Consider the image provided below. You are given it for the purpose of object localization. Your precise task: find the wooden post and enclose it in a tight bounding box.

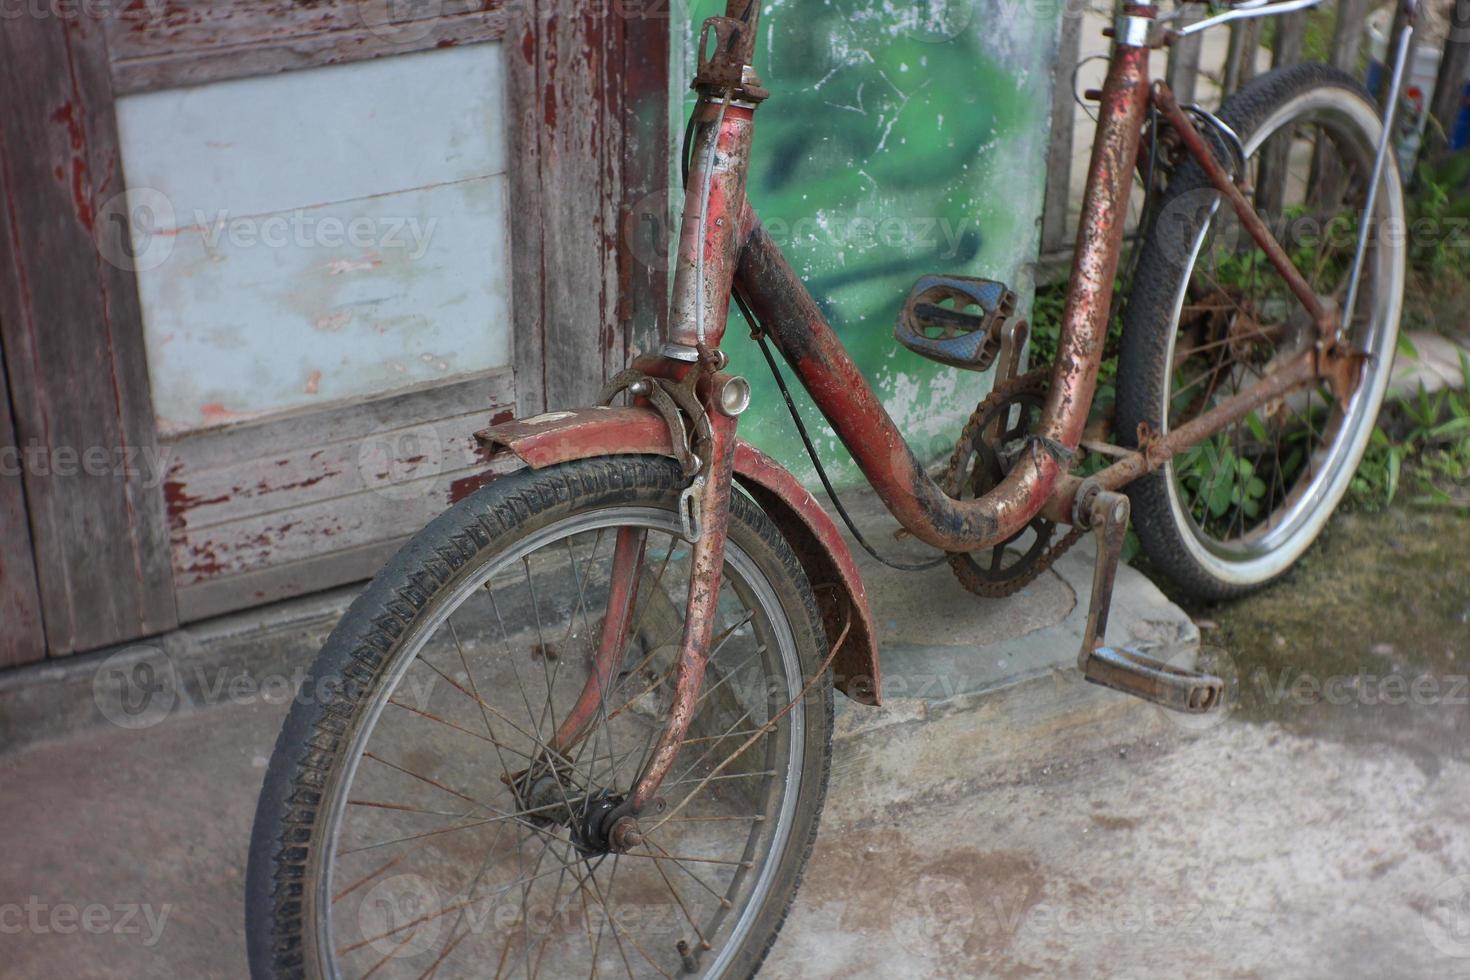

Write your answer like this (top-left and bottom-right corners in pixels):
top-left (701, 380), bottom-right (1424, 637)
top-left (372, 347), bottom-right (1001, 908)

top-left (0, 14), bottom-right (178, 654)
top-left (1428, 2), bottom-right (1470, 158)
top-left (1167, 3), bottom-right (1206, 107)
top-left (1331, 0), bottom-right (1372, 75)
top-left (1257, 12), bottom-right (1309, 218)
top-left (1274, 11), bottom-right (1309, 68)
top-left (1313, 0), bottom-right (1373, 210)
top-left (1224, 19), bottom-right (1265, 97)
top-left (1041, 1), bottom-right (1085, 255)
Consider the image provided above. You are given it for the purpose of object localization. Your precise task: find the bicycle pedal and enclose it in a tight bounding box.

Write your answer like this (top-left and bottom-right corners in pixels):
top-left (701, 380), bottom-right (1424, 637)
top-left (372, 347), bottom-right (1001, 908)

top-left (1070, 481), bottom-right (1223, 715)
top-left (895, 274), bottom-right (1017, 371)
top-left (1080, 645), bottom-right (1224, 714)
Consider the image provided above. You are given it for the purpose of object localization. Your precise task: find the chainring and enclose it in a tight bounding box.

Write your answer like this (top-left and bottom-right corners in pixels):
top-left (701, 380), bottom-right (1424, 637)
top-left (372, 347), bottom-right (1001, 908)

top-left (941, 368), bottom-right (1084, 598)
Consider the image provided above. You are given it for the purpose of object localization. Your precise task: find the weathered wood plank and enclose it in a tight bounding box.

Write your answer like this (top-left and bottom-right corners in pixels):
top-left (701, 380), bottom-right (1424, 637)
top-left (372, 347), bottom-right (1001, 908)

top-left (175, 535), bottom-right (412, 623)
top-left (508, 2), bottom-right (630, 412)
top-left (165, 370), bottom-right (514, 476)
top-left (618, 5), bottom-right (672, 359)
top-left (170, 452), bottom-right (516, 589)
top-left (1380, 3), bottom-right (1415, 112)
top-left (1273, 12), bottom-right (1308, 69)
top-left (0, 14), bottom-right (178, 655)
top-left (163, 369), bottom-right (517, 614)
top-left (506, 5), bottom-right (667, 415)
top-left (1041, 2), bottom-right (1084, 255)
top-left (1223, 19), bottom-right (1264, 96)
top-left (105, 0), bottom-right (499, 57)
top-left (164, 370), bottom-right (514, 529)
top-left (110, 8), bottom-right (508, 95)
top-left (507, 1), bottom-right (548, 416)
top-left (0, 342), bottom-right (46, 666)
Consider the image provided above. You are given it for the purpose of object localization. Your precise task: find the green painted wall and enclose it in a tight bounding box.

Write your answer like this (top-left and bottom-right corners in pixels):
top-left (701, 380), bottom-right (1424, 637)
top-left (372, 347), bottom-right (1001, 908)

top-left (674, 1), bottom-right (1062, 485)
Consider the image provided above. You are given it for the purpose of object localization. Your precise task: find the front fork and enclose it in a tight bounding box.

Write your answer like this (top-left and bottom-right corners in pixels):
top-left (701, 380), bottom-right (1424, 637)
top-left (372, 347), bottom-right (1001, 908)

top-left (545, 410), bottom-right (740, 824)
top-left (547, 4), bottom-right (766, 834)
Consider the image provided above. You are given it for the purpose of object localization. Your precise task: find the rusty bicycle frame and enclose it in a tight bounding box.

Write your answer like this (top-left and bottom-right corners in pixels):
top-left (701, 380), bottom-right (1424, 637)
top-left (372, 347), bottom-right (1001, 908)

top-left (482, 0), bottom-right (1409, 834)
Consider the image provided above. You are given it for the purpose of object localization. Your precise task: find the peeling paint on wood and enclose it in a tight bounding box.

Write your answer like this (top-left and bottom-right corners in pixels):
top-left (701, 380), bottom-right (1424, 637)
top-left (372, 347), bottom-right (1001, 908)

top-left (164, 369), bottom-right (516, 621)
top-left (0, 11), bottom-right (178, 655)
top-left (105, 1), bottom-right (509, 94)
top-left (508, 0), bottom-right (667, 414)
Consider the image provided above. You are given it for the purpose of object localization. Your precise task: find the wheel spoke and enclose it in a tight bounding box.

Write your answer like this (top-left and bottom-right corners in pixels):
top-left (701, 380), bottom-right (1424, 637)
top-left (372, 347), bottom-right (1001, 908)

top-left (306, 506), bottom-right (815, 979)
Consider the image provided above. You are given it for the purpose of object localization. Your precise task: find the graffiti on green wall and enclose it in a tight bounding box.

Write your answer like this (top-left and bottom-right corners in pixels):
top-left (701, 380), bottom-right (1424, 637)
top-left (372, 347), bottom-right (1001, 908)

top-left (674, 1), bottom-right (1061, 485)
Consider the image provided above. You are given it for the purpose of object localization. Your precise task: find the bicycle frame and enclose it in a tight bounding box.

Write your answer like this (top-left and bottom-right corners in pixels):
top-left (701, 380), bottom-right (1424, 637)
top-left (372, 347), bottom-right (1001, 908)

top-left (482, 0), bottom-right (1388, 818)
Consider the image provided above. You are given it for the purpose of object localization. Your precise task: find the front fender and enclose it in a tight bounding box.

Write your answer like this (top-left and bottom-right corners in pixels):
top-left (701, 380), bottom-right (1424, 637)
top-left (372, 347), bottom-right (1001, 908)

top-left (478, 407), bottom-right (881, 705)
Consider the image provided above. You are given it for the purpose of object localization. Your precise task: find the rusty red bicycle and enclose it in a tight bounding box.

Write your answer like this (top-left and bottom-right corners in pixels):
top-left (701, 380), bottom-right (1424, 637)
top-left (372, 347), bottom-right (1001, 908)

top-left (248, 1), bottom-right (1411, 975)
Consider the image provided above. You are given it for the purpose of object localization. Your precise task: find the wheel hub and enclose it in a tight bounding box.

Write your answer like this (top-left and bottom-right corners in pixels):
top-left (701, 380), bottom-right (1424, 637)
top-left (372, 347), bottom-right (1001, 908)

top-left (568, 793), bottom-right (628, 857)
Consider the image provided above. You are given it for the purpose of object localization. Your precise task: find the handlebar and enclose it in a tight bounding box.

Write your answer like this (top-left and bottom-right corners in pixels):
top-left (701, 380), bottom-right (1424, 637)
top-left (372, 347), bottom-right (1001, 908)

top-left (1168, 0), bottom-right (1328, 38)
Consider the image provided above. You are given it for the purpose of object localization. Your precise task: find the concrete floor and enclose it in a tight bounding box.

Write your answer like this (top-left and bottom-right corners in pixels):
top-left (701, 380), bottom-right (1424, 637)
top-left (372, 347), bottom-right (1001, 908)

top-left (8, 644), bottom-right (1470, 978)
top-left (3, 497), bottom-right (1469, 978)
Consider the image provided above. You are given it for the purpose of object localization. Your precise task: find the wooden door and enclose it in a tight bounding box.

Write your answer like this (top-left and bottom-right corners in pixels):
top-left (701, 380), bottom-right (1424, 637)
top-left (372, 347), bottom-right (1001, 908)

top-left (0, 2), bottom-right (668, 653)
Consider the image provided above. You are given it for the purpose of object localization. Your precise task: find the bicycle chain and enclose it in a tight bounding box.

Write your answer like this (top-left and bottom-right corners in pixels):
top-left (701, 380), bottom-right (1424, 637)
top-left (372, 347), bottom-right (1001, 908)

top-left (941, 368), bottom-right (1087, 598)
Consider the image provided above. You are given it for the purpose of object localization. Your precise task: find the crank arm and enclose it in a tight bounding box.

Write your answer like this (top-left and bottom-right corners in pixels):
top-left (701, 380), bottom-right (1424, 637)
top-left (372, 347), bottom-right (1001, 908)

top-left (1074, 481), bottom-right (1223, 713)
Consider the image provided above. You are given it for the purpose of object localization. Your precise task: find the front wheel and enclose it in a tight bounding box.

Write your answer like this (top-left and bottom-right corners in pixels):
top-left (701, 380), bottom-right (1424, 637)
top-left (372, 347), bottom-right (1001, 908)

top-left (246, 455), bottom-right (833, 979)
top-left (1119, 64), bottom-right (1406, 599)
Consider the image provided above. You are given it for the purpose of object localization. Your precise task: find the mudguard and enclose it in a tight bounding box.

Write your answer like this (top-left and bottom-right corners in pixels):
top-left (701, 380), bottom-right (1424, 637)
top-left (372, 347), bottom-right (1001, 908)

top-left (477, 406), bottom-right (881, 705)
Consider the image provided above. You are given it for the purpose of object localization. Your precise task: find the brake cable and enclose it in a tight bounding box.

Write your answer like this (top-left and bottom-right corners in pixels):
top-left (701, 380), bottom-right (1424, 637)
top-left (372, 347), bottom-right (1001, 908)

top-left (682, 102), bottom-right (948, 571)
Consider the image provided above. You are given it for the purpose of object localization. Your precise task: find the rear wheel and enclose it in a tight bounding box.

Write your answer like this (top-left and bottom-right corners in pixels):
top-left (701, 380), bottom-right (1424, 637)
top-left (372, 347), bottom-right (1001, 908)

top-left (247, 455), bottom-right (833, 979)
top-left (1119, 65), bottom-right (1405, 599)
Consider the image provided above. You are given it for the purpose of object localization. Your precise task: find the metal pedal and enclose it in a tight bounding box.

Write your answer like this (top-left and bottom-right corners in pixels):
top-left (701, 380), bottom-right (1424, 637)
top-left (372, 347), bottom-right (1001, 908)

top-left (895, 275), bottom-right (1017, 371)
top-left (1081, 645), bottom-right (1224, 714)
top-left (1073, 481), bottom-right (1224, 715)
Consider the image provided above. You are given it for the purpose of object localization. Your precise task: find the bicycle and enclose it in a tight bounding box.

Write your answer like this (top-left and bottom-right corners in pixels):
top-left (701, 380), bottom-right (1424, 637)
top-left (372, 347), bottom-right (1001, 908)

top-left (247, 1), bottom-right (1412, 975)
